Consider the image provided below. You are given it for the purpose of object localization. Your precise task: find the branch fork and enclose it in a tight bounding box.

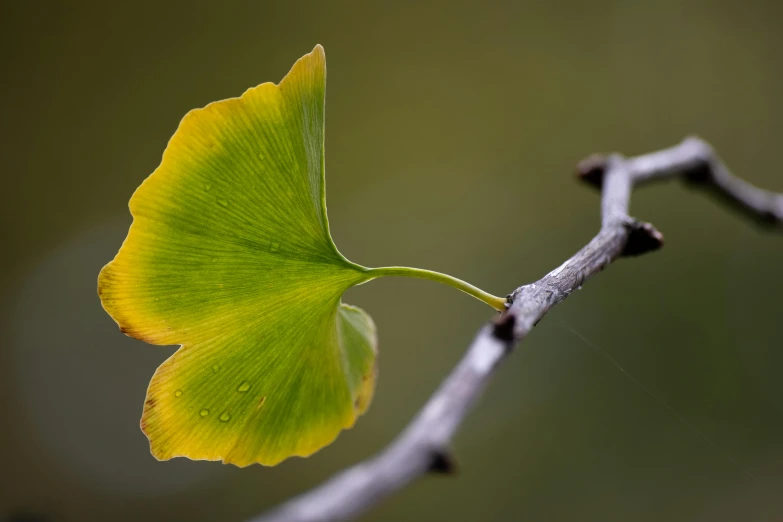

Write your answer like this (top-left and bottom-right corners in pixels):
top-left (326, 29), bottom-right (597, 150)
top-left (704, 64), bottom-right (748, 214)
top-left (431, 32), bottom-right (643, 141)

top-left (254, 137), bottom-right (782, 522)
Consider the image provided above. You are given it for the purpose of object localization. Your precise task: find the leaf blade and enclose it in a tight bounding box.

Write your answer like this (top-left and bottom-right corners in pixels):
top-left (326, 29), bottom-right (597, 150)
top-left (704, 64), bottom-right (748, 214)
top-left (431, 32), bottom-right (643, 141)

top-left (99, 45), bottom-right (378, 466)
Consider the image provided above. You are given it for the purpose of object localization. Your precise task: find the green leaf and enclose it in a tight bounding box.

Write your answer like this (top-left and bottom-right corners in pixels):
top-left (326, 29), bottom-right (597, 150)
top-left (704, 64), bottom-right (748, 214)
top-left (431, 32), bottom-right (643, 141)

top-left (99, 45), bottom-right (504, 467)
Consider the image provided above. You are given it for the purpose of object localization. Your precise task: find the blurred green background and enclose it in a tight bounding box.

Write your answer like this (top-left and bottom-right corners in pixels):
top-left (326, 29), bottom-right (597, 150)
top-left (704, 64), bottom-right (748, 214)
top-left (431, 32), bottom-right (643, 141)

top-left (1, 1), bottom-right (782, 521)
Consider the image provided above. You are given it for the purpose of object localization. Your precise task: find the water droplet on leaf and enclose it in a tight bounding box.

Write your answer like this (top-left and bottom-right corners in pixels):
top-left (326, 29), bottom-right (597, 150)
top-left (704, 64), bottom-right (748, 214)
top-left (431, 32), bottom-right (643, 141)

top-left (174, 389), bottom-right (183, 397)
top-left (200, 409), bottom-right (210, 417)
top-left (204, 183), bottom-right (212, 191)
top-left (220, 412), bottom-right (231, 422)
top-left (237, 381), bottom-right (251, 393)
top-left (212, 364), bottom-right (221, 373)
top-left (217, 198), bottom-right (229, 207)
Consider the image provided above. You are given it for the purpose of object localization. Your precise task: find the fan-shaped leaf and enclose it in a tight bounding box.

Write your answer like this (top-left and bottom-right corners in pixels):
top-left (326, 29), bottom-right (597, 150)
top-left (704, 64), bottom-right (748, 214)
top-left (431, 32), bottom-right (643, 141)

top-left (99, 45), bottom-right (377, 466)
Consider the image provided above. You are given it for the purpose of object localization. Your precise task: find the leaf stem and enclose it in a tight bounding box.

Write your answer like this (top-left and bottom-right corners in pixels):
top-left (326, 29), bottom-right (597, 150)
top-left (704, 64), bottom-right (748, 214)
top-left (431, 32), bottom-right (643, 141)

top-left (365, 267), bottom-right (507, 312)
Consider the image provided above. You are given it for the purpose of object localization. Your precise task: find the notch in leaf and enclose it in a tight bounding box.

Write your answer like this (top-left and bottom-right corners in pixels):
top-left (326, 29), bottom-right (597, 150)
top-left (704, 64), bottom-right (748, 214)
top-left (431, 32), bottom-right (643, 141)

top-left (98, 44), bottom-right (505, 467)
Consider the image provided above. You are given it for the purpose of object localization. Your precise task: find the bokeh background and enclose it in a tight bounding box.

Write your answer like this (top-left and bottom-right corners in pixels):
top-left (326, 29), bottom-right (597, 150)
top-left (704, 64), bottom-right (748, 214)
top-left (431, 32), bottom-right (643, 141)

top-left (2, 1), bottom-right (782, 521)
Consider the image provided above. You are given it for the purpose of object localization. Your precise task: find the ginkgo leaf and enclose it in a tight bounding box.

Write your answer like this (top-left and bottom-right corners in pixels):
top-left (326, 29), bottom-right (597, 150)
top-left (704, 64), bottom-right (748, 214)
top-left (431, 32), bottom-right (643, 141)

top-left (99, 45), bottom-right (505, 467)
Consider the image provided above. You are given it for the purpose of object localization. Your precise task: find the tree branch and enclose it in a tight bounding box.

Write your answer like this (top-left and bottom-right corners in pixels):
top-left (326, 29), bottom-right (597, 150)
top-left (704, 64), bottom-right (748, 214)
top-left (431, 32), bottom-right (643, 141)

top-left (253, 137), bottom-right (782, 522)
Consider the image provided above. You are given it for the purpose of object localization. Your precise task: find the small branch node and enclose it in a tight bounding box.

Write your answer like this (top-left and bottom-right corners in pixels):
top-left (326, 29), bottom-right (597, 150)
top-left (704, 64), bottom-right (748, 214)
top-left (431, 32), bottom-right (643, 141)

top-left (682, 135), bottom-right (714, 160)
top-left (680, 136), bottom-right (716, 185)
top-left (491, 313), bottom-right (516, 343)
top-left (428, 450), bottom-right (458, 475)
top-left (682, 162), bottom-right (714, 185)
top-left (621, 220), bottom-right (664, 257)
top-left (575, 154), bottom-right (608, 188)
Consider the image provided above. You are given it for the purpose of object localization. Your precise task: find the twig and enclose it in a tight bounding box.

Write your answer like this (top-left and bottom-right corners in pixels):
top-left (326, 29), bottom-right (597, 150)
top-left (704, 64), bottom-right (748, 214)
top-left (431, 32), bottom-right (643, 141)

top-left (253, 137), bottom-right (782, 522)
